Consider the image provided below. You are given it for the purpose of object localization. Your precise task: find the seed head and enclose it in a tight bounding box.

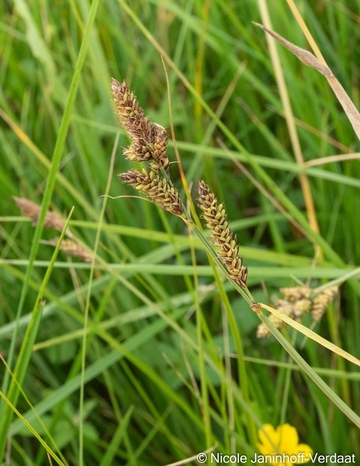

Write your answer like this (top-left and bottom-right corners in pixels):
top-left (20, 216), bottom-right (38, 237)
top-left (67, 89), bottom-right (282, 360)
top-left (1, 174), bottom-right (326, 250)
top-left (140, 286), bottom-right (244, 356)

top-left (279, 286), bottom-right (312, 301)
top-left (257, 284), bottom-right (339, 338)
top-left (311, 286), bottom-right (338, 322)
top-left (111, 78), bottom-right (169, 172)
top-left (49, 237), bottom-right (94, 263)
top-left (119, 169), bottom-right (183, 217)
top-left (13, 196), bottom-right (69, 234)
top-left (197, 181), bottom-right (247, 287)
top-left (111, 78), bottom-right (152, 142)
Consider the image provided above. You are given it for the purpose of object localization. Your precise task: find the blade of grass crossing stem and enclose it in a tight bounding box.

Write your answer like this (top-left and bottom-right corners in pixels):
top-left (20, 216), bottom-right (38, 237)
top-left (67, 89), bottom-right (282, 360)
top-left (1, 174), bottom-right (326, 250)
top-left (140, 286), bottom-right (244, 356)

top-left (0, 0), bottom-right (100, 457)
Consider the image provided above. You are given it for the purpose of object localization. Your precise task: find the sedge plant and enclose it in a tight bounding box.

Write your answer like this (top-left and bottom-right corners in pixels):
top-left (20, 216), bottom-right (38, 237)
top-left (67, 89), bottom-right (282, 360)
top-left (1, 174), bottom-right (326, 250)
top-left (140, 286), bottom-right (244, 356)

top-left (111, 77), bottom-right (360, 430)
top-left (1, 1), bottom-right (360, 464)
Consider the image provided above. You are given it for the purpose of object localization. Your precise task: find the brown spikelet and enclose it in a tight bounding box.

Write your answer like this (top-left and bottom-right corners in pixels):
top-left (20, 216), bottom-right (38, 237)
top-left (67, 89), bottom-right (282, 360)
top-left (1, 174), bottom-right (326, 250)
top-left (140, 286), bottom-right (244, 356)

top-left (111, 78), bottom-right (169, 172)
top-left (49, 238), bottom-right (94, 263)
top-left (149, 124), bottom-right (169, 173)
top-left (197, 181), bottom-right (248, 287)
top-left (119, 169), bottom-right (183, 217)
top-left (13, 197), bottom-right (67, 233)
top-left (123, 143), bottom-right (151, 162)
top-left (257, 299), bottom-right (293, 338)
top-left (311, 286), bottom-right (338, 323)
top-left (111, 79), bottom-right (152, 142)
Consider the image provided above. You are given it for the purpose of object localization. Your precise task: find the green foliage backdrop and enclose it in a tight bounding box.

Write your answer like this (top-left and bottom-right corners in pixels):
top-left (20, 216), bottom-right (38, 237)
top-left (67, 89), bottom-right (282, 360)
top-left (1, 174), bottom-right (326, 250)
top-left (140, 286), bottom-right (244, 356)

top-left (1, 1), bottom-right (359, 464)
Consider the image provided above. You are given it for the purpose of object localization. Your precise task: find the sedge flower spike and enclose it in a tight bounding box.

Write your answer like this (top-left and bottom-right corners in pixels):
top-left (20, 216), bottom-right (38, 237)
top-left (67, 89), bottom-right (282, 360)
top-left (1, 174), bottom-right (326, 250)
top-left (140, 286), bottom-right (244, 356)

top-left (112, 78), bottom-right (185, 217)
top-left (119, 169), bottom-right (183, 217)
top-left (197, 180), bottom-right (248, 287)
top-left (111, 78), bottom-right (169, 173)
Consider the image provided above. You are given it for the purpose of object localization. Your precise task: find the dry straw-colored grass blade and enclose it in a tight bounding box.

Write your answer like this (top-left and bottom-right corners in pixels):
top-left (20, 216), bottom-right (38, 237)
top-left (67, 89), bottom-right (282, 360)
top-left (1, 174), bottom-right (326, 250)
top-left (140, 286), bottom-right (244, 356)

top-left (259, 302), bottom-right (360, 368)
top-left (253, 22), bottom-right (360, 142)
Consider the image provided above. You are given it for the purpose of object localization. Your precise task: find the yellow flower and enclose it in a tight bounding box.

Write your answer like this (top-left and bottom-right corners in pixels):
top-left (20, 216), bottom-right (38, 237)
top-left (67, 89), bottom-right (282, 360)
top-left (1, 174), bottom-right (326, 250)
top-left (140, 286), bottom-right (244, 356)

top-left (257, 424), bottom-right (313, 465)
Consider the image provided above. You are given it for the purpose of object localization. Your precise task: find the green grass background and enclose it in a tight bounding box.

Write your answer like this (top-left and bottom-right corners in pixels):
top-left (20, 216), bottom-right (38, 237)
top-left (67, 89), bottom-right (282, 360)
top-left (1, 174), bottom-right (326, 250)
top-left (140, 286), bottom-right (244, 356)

top-left (1, 0), bottom-right (360, 464)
